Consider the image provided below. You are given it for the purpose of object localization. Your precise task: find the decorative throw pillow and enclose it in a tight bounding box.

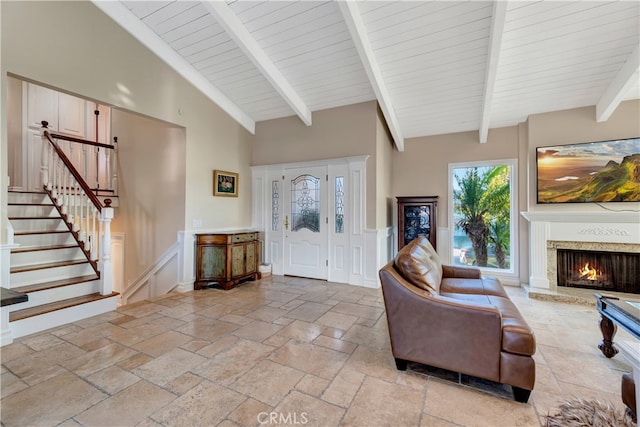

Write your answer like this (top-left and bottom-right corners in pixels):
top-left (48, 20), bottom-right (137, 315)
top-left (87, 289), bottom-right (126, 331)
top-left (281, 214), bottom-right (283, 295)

top-left (394, 236), bottom-right (443, 293)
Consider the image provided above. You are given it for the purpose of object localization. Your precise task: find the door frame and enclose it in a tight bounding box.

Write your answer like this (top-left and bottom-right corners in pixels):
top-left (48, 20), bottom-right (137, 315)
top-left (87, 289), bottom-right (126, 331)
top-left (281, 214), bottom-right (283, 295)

top-left (251, 156), bottom-right (369, 285)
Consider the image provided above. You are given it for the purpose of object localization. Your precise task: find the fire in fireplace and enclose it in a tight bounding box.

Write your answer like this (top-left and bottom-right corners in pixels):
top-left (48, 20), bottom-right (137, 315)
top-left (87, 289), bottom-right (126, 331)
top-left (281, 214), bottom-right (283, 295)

top-left (578, 262), bottom-right (602, 282)
top-left (557, 248), bottom-right (639, 294)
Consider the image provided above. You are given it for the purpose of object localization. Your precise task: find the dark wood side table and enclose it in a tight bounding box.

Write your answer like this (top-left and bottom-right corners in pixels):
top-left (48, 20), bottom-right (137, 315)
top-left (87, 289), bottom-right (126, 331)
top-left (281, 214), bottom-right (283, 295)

top-left (195, 231), bottom-right (262, 290)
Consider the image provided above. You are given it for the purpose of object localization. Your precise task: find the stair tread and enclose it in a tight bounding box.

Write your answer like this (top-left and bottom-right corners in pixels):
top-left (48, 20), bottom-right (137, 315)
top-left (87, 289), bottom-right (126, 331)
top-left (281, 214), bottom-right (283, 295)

top-left (12, 275), bottom-right (99, 293)
top-left (11, 259), bottom-right (89, 274)
top-left (14, 230), bottom-right (70, 236)
top-left (9, 292), bottom-right (119, 322)
top-left (12, 244), bottom-right (79, 253)
top-left (9, 216), bottom-right (62, 220)
top-left (9, 203), bottom-right (54, 206)
top-left (8, 190), bottom-right (47, 194)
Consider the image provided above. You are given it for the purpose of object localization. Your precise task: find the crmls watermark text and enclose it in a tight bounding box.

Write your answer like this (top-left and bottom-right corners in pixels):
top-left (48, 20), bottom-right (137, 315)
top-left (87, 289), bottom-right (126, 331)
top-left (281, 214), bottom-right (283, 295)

top-left (257, 412), bottom-right (309, 425)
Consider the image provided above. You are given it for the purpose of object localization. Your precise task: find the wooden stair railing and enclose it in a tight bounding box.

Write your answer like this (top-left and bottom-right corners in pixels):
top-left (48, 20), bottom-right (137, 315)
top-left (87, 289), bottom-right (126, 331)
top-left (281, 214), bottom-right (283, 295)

top-left (46, 128), bottom-right (118, 194)
top-left (40, 121), bottom-right (114, 296)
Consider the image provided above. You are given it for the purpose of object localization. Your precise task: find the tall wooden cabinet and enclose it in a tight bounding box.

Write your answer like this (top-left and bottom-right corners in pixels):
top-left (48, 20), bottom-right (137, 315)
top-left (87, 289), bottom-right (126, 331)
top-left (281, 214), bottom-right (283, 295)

top-left (397, 196), bottom-right (438, 251)
top-left (195, 231), bottom-right (261, 290)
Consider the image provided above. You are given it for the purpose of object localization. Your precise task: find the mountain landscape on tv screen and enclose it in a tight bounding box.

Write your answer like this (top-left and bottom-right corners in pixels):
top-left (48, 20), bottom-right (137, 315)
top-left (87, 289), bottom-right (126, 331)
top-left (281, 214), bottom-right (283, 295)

top-left (537, 139), bottom-right (640, 203)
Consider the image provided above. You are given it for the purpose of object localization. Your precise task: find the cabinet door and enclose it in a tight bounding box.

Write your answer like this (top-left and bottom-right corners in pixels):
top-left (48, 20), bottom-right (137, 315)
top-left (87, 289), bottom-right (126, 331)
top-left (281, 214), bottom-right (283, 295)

top-left (58, 93), bottom-right (86, 137)
top-left (198, 245), bottom-right (226, 280)
top-left (245, 242), bottom-right (256, 274)
top-left (401, 204), bottom-right (432, 247)
top-left (26, 130), bottom-right (43, 191)
top-left (231, 244), bottom-right (245, 277)
top-left (27, 83), bottom-right (58, 130)
top-left (397, 197), bottom-right (437, 251)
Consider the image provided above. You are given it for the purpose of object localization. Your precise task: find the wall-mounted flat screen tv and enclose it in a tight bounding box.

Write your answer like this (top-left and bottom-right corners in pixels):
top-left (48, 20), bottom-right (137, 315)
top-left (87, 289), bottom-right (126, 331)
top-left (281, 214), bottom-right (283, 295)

top-left (536, 137), bottom-right (640, 203)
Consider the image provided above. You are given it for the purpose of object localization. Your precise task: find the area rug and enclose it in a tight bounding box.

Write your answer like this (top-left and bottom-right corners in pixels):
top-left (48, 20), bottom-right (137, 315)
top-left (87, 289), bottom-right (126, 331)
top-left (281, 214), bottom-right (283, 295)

top-left (545, 398), bottom-right (635, 427)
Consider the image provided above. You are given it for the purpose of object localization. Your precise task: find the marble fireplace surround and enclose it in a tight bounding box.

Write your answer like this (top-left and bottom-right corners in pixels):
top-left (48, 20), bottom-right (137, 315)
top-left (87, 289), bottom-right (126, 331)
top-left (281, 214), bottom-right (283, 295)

top-left (521, 211), bottom-right (640, 292)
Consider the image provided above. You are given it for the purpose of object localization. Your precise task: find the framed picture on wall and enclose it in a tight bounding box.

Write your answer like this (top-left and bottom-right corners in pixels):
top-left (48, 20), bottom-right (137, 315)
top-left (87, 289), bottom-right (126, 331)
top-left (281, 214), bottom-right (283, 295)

top-left (213, 170), bottom-right (238, 197)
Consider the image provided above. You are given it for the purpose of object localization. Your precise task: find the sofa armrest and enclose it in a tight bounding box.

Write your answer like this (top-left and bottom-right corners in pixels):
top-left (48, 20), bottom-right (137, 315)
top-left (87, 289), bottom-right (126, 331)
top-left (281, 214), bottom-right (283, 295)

top-left (379, 266), bottom-right (502, 381)
top-left (442, 264), bottom-right (481, 279)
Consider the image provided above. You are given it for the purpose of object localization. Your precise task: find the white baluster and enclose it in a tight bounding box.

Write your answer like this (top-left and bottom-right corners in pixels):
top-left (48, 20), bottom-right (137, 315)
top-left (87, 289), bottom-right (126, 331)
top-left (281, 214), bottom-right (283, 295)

top-left (105, 149), bottom-right (111, 192)
top-left (112, 137), bottom-right (118, 195)
top-left (73, 184), bottom-right (79, 231)
top-left (90, 206), bottom-right (97, 260)
top-left (51, 154), bottom-right (57, 198)
top-left (48, 143), bottom-right (54, 191)
top-left (83, 144), bottom-right (89, 190)
top-left (68, 139), bottom-right (74, 176)
top-left (99, 200), bottom-right (114, 295)
top-left (54, 155), bottom-right (62, 200)
top-left (84, 194), bottom-right (90, 250)
top-left (40, 123), bottom-right (50, 189)
top-left (79, 192), bottom-right (85, 243)
top-left (61, 167), bottom-right (68, 215)
top-left (95, 147), bottom-right (100, 189)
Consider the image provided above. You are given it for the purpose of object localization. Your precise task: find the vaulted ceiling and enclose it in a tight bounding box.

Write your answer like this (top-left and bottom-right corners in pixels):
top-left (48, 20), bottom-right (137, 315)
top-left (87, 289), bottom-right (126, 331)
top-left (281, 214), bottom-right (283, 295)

top-left (93, 1), bottom-right (640, 151)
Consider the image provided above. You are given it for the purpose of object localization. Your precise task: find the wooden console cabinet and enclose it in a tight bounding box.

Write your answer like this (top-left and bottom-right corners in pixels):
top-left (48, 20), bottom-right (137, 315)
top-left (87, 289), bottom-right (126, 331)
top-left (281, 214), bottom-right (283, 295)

top-left (397, 196), bottom-right (438, 251)
top-left (195, 231), bottom-right (261, 290)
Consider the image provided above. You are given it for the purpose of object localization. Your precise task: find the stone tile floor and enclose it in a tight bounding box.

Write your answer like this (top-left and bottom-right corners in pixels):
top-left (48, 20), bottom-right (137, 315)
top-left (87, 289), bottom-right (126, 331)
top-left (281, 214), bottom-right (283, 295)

top-left (0, 275), bottom-right (635, 426)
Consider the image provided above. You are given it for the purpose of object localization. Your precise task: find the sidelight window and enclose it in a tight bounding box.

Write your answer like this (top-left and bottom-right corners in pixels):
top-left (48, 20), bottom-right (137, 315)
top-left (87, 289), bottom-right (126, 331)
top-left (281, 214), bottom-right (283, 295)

top-left (271, 180), bottom-right (280, 231)
top-left (335, 176), bottom-right (344, 233)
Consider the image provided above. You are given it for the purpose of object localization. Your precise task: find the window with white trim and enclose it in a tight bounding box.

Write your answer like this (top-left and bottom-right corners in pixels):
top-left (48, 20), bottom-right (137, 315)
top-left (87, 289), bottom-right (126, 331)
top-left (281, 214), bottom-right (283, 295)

top-left (449, 159), bottom-right (517, 274)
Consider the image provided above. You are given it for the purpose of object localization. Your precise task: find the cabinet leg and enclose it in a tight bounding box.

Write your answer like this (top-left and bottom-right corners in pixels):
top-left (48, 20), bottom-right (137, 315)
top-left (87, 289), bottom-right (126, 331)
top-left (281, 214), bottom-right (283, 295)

top-left (598, 315), bottom-right (618, 358)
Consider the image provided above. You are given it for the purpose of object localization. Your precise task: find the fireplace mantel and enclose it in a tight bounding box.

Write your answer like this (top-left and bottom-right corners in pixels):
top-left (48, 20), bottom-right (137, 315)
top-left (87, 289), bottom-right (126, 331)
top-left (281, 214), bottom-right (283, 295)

top-left (521, 211), bottom-right (640, 290)
top-left (521, 211), bottom-right (640, 224)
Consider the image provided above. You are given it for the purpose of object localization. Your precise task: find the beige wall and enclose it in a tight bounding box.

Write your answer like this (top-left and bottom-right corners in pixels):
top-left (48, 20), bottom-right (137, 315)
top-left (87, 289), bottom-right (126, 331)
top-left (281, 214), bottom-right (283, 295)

top-left (253, 101), bottom-right (380, 228)
top-left (526, 100), bottom-right (640, 212)
top-left (394, 126), bottom-right (521, 226)
top-left (393, 101), bottom-right (639, 284)
top-left (111, 109), bottom-right (186, 287)
top-left (1, 0), bottom-right (254, 251)
top-left (376, 108), bottom-right (394, 229)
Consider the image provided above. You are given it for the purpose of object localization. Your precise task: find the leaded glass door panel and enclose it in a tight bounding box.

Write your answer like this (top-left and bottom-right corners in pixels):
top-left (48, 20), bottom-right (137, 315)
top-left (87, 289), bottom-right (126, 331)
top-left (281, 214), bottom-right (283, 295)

top-left (397, 196), bottom-right (438, 251)
top-left (283, 166), bottom-right (328, 279)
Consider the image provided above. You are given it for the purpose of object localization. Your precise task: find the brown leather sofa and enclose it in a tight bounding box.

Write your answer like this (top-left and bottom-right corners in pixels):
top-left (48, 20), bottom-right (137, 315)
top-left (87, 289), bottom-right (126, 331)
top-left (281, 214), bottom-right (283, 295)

top-left (379, 236), bottom-right (536, 403)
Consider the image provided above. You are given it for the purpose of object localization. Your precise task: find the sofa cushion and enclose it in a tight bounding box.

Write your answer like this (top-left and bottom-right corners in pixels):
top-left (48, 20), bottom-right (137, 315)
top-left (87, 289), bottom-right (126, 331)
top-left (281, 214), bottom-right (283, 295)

top-left (394, 236), bottom-right (443, 293)
top-left (440, 276), bottom-right (509, 297)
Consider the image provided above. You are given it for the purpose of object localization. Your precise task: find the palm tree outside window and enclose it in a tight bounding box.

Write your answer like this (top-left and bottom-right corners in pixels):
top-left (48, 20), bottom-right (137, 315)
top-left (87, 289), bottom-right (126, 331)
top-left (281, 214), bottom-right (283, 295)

top-left (449, 159), bottom-right (517, 274)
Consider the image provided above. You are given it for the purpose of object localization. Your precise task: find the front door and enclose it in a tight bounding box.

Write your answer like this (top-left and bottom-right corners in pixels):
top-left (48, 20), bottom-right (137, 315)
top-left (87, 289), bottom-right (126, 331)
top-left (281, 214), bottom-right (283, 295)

top-left (283, 166), bottom-right (328, 279)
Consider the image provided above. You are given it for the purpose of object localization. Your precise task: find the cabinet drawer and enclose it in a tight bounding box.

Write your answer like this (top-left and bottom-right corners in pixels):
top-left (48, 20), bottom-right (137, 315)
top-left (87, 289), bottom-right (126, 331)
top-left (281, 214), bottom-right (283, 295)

top-left (197, 234), bottom-right (228, 245)
top-left (232, 233), bottom-right (255, 243)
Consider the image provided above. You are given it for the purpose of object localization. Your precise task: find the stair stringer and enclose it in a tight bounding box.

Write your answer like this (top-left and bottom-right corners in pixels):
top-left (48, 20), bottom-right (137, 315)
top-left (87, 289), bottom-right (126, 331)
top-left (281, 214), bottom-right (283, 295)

top-left (9, 294), bottom-right (118, 339)
top-left (5, 190), bottom-right (118, 344)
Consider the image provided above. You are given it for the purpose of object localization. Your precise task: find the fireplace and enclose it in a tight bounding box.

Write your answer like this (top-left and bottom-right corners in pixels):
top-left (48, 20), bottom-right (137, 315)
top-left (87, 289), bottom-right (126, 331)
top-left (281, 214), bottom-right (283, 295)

top-left (557, 248), bottom-right (640, 294)
top-left (521, 211), bottom-right (640, 294)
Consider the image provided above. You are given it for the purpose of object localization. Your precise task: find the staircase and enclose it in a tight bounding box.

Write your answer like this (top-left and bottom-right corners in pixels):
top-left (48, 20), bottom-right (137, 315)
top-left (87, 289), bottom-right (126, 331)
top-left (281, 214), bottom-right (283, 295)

top-left (6, 190), bottom-right (118, 339)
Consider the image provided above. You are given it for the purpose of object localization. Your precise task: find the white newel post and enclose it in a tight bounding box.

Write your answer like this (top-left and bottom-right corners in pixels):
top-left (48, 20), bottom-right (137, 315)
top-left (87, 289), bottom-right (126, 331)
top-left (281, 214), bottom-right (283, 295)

top-left (99, 200), bottom-right (114, 295)
top-left (40, 121), bottom-right (51, 189)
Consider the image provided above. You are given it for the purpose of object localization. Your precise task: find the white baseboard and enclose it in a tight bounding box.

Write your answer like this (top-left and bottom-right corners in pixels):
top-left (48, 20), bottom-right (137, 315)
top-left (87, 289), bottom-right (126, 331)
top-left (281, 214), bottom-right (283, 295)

top-left (0, 329), bottom-right (13, 347)
top-left (174, 281), bottom-right (194, 293)
top-left (9, 295), bottom-right (118, 340)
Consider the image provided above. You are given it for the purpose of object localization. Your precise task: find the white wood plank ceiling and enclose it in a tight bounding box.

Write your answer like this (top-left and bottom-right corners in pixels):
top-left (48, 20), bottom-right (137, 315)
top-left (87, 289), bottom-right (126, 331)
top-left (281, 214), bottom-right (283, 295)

top-left (94, 1), bottom-right (640, 150)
